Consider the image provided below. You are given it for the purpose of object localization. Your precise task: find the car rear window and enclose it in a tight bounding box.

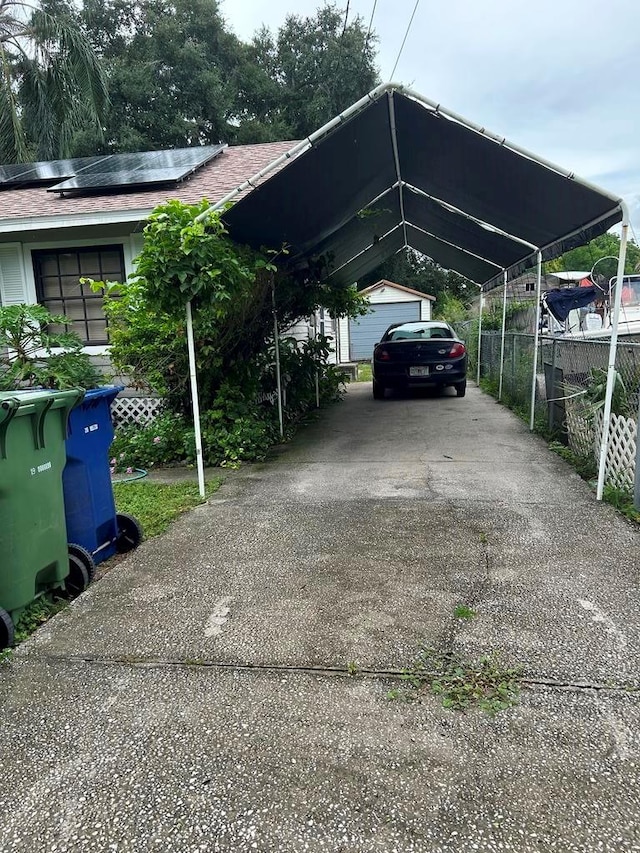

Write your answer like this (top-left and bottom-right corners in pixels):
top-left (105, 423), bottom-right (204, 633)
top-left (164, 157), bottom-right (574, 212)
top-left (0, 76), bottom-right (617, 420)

top-left (388, 326), bottom-right (452, 340)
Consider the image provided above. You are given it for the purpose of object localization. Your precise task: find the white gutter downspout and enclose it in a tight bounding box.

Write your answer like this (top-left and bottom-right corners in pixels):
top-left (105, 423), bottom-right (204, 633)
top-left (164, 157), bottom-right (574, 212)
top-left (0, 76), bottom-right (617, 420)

top-left (529, 251), bottom-right (543, 431)
top-left (596, 203), bottom-right (630, 500)
top-left (498, 270), bottom-right (508, 401)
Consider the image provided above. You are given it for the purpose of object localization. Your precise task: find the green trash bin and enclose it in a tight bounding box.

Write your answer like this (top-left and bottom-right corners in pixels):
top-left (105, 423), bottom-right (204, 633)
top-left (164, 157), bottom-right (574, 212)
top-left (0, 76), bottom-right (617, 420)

top-left (0, 389), bottom-right (86, 647)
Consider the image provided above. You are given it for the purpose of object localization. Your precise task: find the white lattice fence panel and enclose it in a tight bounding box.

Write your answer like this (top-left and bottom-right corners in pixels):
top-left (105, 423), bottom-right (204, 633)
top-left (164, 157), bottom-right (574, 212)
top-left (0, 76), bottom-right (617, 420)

top-left (564, 398), bottom-right (593, 458)
top-left (593, 410), bottom-right (637, 490)
top-left (111, 397), bottom-right (164, 428)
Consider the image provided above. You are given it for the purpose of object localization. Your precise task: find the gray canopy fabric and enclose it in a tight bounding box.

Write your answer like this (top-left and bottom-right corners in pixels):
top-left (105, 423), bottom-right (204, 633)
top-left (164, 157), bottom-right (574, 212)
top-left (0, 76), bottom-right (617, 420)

top-left (221, 85), bottom-right (624, 291)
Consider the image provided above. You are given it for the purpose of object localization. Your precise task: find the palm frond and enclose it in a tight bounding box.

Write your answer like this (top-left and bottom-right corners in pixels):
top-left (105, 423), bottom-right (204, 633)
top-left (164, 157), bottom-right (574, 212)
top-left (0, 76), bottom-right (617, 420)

top-left (0, 0), bottom-right (108, 161)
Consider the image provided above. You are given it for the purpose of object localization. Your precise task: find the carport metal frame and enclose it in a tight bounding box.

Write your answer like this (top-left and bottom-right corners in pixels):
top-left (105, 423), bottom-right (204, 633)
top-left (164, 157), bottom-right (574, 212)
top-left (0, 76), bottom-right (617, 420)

top-left (182, 81), bottom-right (627, 502)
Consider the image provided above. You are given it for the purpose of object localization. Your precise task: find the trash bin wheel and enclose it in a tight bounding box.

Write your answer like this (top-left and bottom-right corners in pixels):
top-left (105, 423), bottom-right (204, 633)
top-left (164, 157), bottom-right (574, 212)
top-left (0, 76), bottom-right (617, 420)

top-left (116, 513), bottom-right (143, 553)
top-left (0, 607), bottom-right (14, 649)
top-left (65, 543), bottom-right (95, 597)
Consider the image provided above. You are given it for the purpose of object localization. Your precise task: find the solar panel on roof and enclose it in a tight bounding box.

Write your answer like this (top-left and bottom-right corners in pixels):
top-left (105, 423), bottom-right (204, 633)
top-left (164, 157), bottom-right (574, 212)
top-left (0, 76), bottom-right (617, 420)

top-left (0, 156), bottom-right (106, 187)
top-left (49, 168), bottom-right (191, 193)
top-left (47, 145), bottom-right (225, 194)
top-left (0, 144), bottom-right (225, 193)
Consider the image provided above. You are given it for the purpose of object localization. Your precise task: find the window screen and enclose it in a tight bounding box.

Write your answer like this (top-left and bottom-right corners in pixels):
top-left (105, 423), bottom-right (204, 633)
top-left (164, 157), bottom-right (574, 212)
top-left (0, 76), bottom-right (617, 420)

top-left (33, 246), bottom-right (124, 344)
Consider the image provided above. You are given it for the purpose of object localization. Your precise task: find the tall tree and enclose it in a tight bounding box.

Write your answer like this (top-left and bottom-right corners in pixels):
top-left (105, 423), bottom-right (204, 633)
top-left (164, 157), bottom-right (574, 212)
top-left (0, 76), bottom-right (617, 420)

top-left (75, 1), bottom-right (380, 152)
top-left (0, 0), bottom-right (108, 162)
top-left (244, 4), bottom-right (379, 140)
top-left (76, 0), bottom-right (247, 153)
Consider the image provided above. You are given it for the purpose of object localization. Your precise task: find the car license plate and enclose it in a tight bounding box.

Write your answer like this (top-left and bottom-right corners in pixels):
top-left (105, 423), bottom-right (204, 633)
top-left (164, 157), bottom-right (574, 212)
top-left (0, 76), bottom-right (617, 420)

top-left (409, 366), bottom-right (429, 376)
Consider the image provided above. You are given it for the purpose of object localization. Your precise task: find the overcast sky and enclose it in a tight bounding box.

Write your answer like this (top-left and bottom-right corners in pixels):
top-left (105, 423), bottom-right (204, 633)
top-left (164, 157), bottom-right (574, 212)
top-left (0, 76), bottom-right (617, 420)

top-left (221, 0), bottom-right (640, 236)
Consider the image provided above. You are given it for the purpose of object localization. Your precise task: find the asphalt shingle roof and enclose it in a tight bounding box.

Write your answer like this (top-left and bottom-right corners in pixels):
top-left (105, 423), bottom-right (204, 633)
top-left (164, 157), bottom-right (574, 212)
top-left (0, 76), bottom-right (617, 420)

top-left (0, 141), bottom-right (297, 225)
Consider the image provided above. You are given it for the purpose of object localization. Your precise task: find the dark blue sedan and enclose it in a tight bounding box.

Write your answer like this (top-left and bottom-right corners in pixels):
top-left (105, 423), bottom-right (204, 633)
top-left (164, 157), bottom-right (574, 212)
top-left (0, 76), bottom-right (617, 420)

top-left (371, 321), bottom-right (467, 400)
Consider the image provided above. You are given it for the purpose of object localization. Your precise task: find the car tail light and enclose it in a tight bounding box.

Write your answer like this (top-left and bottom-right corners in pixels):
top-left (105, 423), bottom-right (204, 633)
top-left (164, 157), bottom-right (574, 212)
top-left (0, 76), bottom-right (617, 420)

top-left (449, 342), bottom-right (466, 358)
top-left (376, 348), bottom-right (391, 361)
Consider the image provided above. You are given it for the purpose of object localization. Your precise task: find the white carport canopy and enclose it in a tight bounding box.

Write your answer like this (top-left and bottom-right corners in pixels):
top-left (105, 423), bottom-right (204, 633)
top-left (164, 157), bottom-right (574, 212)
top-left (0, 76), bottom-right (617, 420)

top-left (186, 82), bottom-right (628, 501)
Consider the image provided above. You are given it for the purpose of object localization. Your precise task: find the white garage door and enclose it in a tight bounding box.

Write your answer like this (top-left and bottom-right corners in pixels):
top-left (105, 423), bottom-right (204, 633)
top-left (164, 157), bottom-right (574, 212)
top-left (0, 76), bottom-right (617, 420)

top-left (349, 301), bottom-right (421, 360)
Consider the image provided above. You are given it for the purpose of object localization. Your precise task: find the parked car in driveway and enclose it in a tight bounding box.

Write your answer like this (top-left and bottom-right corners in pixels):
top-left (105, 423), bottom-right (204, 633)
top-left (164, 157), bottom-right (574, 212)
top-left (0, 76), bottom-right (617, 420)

top-left (371, 321), bottom-right (467, 399)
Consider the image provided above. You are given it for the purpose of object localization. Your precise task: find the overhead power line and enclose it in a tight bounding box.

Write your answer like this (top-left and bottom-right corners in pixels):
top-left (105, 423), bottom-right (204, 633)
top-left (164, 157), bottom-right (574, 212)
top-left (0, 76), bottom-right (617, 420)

top-left (365, 0), bottom-right (378, 45)
top-left (341, 1), bottom-right (351, 37)
top-left (390, 0), bottom-right (421, 80)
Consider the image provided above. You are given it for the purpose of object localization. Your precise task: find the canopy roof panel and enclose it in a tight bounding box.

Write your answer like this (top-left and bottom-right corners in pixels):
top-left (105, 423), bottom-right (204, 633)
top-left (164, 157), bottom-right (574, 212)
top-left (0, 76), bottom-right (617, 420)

top-left (219, 84), bottom-right (624, 292)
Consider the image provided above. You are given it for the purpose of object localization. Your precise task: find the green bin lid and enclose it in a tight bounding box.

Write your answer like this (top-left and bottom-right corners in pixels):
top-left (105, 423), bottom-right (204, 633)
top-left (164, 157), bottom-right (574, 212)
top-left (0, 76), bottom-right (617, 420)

top-left (0, 389), bottom-right (83, 415)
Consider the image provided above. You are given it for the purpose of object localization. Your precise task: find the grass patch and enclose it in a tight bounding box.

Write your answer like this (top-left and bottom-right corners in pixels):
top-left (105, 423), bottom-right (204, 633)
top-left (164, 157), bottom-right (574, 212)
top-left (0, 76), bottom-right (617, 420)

top-left (355, 362), bottom-right (372, 382)
top-left (548, 440), bottom-right (598, 482)
top-left (113, 479), bottom-right (221, 538)
top-left (602, 485), bottom-right (640, 524)
top-left (454, 604), bottom-right (476, 619)
top-left (14, 596), bottom-right (69, 645)
top-left (1, 478), bottom-right (224, 653)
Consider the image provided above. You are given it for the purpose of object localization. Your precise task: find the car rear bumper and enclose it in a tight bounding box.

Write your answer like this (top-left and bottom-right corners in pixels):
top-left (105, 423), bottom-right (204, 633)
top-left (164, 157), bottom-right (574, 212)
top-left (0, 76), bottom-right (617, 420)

top-left (373, 364), bottom-right (466, 388)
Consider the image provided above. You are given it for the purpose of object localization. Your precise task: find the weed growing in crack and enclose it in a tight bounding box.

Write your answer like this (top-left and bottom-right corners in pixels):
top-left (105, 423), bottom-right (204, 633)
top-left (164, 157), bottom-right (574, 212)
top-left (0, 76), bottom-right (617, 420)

top-left (454, 604), bottom-right (476, 619)
top-left (347, 661), bottom-right (359, 676)
top-left (388, 647), bottom-right (522, 714)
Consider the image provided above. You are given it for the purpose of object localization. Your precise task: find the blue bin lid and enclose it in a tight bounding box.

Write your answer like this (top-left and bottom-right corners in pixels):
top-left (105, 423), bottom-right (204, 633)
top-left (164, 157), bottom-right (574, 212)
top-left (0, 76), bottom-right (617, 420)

top-left (77, 385), bottom-right (124, 407)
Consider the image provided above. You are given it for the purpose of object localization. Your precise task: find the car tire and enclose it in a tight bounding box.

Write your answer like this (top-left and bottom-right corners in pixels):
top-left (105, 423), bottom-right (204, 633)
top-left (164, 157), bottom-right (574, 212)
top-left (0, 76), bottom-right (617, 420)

top-left (372, 379), bottom-right (385, 400)
top-left (456, 380), bottom-right (467, 398)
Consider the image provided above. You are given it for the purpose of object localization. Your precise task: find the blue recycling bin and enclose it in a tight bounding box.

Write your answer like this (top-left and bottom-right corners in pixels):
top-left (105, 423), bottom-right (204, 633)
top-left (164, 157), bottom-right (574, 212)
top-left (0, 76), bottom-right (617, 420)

top-left (63, 386), bottom-right (142, 565)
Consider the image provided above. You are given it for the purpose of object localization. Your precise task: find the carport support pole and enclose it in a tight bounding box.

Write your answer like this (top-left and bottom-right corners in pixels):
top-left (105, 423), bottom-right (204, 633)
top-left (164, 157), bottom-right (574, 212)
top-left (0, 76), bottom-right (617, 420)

top-left (596, 208), bottom-right (630, 501)
top-left (476, 289), bottom-right (483, 386)
top-left (498, 270), bottom-right (508, 401)
top-left (313, 312), bottom-right (320, 408)
top-left (272, 278), bottom-right (284, 439)
top-left (529, 252), bottom-right (543, 431)
top-left (186, 300), bottom-right (206, 499)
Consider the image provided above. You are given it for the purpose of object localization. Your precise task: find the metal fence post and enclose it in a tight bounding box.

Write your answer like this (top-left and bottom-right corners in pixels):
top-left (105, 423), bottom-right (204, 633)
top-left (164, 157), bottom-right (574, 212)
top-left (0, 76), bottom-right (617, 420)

top-left (548, 338), bottom-right (557, 433)
top-left (634, 391), bottom-right (640, 510)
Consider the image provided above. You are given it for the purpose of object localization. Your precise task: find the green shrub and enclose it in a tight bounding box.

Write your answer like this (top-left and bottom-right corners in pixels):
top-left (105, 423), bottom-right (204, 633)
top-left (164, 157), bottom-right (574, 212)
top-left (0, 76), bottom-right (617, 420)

top-left (0, 303), bottom-right (103, 390)
top-left (108, 334), bottom-right (348, 470)
top-left (110, 412), bottom-right (189, 471)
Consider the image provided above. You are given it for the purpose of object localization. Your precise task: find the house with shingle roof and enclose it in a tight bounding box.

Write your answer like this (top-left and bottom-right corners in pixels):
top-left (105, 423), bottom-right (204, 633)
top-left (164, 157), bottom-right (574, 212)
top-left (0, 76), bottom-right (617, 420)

top-left (0, 141), bottom-right (295, 353)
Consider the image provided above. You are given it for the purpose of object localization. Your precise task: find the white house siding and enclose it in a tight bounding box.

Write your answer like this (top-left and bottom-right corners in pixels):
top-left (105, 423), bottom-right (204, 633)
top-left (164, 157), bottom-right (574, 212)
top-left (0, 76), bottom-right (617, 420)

top-left (284, 311), bottom-right (337, 365)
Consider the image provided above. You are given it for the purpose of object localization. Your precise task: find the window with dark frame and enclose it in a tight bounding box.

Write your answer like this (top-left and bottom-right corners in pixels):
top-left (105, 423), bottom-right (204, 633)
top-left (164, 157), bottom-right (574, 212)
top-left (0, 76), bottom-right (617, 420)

top-left (32, 245), bottom-right (124, 344)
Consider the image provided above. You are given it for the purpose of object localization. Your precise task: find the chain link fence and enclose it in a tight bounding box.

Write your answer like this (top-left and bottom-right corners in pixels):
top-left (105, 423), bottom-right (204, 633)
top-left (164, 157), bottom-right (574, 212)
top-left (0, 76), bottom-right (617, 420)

top-left (475, 331), bottom-right (640, 490)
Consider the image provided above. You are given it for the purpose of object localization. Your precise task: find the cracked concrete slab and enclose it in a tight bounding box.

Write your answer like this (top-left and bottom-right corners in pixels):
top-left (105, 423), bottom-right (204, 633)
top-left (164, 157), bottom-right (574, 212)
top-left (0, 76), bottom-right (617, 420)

top-left (1, 381), bottom-right (640, 852)
top-left (1, 659), bottom-right (639, 853)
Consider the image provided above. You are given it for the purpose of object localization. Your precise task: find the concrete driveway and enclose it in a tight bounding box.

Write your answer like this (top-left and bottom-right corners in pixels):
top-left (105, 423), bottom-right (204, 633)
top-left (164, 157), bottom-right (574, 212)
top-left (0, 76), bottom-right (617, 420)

top-left (1, 382), bottom-right (639, 852)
